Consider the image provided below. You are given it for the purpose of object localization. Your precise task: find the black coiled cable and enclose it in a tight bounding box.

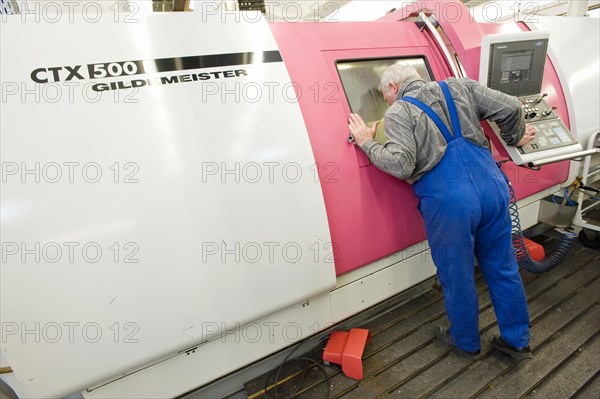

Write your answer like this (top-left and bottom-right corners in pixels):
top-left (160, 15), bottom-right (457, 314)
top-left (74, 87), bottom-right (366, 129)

top-left (501, 165), bottom-right (578, 274)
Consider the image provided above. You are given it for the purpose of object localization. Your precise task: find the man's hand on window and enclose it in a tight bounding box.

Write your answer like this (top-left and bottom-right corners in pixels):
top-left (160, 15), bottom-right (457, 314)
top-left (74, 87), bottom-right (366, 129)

top-left (349, 113), bottom-right (380, 147)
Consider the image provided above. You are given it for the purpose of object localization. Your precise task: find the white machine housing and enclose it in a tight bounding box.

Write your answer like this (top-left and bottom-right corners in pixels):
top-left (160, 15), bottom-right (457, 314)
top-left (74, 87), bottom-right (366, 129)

top-left (1, 6), bottom-right (599, 399)
top-left (0, 11), bottom-right (336, 398)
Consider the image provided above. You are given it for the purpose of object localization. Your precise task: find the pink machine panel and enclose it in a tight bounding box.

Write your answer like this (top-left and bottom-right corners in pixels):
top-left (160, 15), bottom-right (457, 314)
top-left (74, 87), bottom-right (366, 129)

top-left (270, 1), bottom-right (569, 275)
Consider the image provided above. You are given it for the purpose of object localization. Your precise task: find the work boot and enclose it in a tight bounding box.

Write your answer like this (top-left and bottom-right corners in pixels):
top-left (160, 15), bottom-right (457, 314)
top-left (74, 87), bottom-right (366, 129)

top-left (435, 326), bottom-right (480, 359)
top-left (492, 336), bottom-right (533, 360)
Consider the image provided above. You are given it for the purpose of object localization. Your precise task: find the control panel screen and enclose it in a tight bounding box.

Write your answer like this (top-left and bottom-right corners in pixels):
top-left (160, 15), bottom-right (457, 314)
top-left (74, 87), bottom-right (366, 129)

top-left (500, 50), bottom-right (533, 83)
top-left (486, 38), bottom-right (548, 97)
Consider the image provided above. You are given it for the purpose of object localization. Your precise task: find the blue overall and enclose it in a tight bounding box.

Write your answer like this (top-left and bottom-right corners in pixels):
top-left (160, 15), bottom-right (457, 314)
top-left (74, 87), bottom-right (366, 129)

top-left (403, 81), bottom-right (530, 352)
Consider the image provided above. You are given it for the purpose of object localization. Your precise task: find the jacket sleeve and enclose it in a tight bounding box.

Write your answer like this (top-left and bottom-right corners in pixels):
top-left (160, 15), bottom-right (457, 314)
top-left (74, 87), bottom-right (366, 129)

top-left (461, 78), bottom-right (526, 146)
top-left (360, 110), bottom-right (417, 181)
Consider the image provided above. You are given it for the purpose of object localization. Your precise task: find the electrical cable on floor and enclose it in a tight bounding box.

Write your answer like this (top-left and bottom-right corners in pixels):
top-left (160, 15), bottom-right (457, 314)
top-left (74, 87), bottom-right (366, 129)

top-left (499, 163), bottom-right (578, 274)
top-left (263, 346), bottom-right (332, 399)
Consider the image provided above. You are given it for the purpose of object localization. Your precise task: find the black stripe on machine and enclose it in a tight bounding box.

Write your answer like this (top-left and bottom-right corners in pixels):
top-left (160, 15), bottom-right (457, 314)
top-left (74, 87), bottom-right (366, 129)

top-left (87, 50), bottom-right (283, 80)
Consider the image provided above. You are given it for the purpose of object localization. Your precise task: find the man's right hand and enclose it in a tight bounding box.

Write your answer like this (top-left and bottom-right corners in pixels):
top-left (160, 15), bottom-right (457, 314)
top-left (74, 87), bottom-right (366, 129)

top-left (517, 124), bottom-right (537, 147)
top-left (349, 113), bottom-right (380, 147)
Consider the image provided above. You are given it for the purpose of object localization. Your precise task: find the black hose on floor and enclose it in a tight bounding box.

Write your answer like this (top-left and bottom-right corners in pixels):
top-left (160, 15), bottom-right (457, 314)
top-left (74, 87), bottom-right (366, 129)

top-left (502, 166), bottom-right (578, 274)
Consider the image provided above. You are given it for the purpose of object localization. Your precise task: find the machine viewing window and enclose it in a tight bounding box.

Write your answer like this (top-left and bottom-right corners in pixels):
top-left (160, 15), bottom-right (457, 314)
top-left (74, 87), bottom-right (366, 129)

top-left (336, 57), bottom-right (432, 144)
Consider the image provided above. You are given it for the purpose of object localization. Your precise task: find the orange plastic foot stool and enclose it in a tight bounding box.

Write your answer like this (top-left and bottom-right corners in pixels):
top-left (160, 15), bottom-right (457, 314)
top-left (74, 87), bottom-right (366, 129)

top-left (323, 328), bottom-right (371, 380)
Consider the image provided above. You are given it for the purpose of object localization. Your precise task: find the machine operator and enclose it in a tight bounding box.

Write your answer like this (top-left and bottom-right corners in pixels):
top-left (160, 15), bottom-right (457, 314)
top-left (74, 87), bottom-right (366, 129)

top-left (348, 64), bottom-right (537, 360)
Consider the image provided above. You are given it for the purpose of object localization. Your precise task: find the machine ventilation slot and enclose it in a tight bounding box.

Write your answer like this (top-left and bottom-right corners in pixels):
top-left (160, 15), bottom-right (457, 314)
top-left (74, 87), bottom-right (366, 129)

top-left (238, 0), bottom-right (266, 13)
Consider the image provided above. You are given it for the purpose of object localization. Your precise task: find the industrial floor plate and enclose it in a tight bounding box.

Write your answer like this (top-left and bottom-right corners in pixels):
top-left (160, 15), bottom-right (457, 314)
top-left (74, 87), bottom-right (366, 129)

top-left (240, 234), bottom-right (600, 399)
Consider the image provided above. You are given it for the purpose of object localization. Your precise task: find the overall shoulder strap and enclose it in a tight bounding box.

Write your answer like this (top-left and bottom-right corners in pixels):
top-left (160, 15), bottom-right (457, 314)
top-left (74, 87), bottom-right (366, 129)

top-left (401, 96), bottom-right (455, 143)
top-left (439, 81), bottom-right (463, 139)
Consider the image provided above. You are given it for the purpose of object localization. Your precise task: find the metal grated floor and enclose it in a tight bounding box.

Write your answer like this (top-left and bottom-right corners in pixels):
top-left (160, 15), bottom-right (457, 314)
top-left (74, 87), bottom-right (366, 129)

top-left (241, 233), bottom-right (600, 399)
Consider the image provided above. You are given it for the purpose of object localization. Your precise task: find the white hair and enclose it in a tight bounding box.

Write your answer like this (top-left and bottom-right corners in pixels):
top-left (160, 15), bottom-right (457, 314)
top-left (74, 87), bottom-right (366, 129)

top-left (380, 64), bottom-right (420, 95)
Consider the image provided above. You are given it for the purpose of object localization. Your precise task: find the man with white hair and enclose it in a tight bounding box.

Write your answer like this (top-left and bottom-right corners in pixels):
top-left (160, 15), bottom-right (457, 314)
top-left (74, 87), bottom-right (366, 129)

top-left (348, 64), bottom-right (537, 360)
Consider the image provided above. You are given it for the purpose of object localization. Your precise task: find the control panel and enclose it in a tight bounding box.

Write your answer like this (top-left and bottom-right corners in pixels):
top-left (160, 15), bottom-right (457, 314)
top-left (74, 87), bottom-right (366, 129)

top-left (517, 95), bottom-right (576, 155)
top-left (480, 31), bottom-right (583, 165)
